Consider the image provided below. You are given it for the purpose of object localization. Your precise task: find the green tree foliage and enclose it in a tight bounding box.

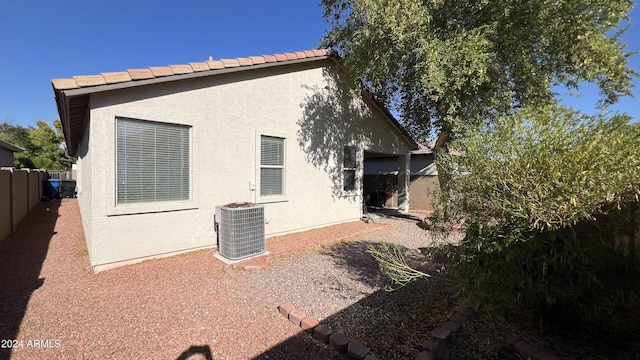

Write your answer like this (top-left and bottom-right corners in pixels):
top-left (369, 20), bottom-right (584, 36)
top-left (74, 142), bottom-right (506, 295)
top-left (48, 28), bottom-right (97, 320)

top-left (320, 0), bottom-right (636, 156)
top-left (370, 105), bottom-right (640, 329)
top-left (433, 105), bottom-right (640, 327)
top-left (439, 106), bottom-right (639, 231)
top-left (0, 120), bottom-right (74, 169)
top-left (323, 0), bottom-right (639, 329)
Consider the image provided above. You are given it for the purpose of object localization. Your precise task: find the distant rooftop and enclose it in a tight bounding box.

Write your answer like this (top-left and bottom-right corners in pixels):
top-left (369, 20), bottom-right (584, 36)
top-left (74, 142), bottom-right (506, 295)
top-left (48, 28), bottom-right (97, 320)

top-left (0, 139), bottom-right (23, 152)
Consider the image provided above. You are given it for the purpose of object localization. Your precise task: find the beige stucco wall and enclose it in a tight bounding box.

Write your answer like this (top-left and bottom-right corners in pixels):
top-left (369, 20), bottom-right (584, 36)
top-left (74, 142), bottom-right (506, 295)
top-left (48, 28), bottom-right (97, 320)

top-left (0, 169), bottom-right (10, 241)
top-left (0, 169), bottom-right (47, 241)
top-left (81, 62), bottom-right (413, 270)
top-left (28, 170), bottom-right (40, 212)
top-left (408, 176), bottom-right (439, 212)
top-left (10, 169), bottom-right (28, 230)
top-left (76, 116), bottom-right (94, 265)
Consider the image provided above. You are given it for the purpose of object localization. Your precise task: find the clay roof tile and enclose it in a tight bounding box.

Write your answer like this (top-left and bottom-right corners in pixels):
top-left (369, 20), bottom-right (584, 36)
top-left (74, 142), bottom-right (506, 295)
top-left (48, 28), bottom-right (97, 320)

top-left (149, 66), bottom-right (174, 77)
top-left (55, 49), bottom-right (333, 89)
top-left (73, 75), bottom-right (106, 87)
top-left (220, 59), bottom-right (240, 67)
top-left (169, 64), bottom-right (194, 74)
top-left (52, 78), bottom-right (79, 90)
top-left (101, 71), bottom-right (132, 84)
top-left (127, 69), bottom-right (154, 80)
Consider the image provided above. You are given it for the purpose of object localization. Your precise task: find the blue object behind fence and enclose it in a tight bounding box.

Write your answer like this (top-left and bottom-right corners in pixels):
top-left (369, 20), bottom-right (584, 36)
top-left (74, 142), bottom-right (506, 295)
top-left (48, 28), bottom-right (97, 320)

top-left (43, 179), bottom-right (61, 199)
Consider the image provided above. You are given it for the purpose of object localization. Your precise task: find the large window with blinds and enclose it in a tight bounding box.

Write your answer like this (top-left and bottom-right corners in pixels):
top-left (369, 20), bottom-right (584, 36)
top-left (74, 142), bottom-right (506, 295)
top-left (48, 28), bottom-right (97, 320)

top-left (116, 118), bottom-right (190, 205)
top-left (260, 135), bottom-right (285, 196)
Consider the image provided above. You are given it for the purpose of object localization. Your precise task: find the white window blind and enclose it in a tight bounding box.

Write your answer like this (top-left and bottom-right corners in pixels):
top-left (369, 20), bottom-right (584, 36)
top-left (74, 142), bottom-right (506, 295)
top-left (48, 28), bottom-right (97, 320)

top-left (343, 146), bottom-right (357, 191)
top-left (117, 118), bottom-right (190, 204)
top-left (260, 136), bottom-right (284, 196)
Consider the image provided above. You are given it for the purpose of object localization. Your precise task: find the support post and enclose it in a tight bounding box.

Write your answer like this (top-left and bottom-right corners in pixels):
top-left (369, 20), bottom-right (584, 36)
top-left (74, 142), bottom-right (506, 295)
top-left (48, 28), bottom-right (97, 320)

top-left (398, 153), bottom-right (410, 213)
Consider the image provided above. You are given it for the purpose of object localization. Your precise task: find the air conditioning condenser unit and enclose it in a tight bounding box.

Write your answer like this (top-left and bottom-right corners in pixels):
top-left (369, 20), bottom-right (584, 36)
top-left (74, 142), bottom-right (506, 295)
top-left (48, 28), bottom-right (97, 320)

top-left (215, 202), bottom-right (265, 260)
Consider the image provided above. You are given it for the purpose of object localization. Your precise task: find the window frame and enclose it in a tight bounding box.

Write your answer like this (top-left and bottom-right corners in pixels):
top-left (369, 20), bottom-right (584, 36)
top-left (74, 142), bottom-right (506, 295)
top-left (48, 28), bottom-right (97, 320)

top-left (343, 146), bottom-right (358, 192)
top-left (107, 115), bottom-right (197, 216)
top-left (256, 132), bottom-right (288, 204)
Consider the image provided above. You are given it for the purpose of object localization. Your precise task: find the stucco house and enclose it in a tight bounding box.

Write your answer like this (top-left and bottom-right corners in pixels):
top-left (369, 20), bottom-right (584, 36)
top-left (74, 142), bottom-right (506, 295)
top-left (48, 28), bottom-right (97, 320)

top-left (0, 139), bottom-right (23, 167)
top-left (52, 49), bottom-right (418, 272)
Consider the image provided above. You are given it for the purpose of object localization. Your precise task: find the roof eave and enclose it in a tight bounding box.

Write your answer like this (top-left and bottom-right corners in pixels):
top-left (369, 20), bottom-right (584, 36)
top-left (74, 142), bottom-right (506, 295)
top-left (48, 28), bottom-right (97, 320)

top-left (0, 139), bottom-right (24, 152)
top-left (54, 52), bottom-right (418, 156)
top-left (59, 56), bottom-right (333, 97)
top-left (53, 85), bottom-right (83, 156)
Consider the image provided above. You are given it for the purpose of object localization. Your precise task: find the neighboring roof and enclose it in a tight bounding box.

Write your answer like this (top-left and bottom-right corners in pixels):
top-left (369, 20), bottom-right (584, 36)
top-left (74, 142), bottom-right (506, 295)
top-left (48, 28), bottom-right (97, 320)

top-left (0, 139), bottom-right (23, 153)
top-left (412, 142), bottom-right (434, 155)
top-left (52, 49), bottom-right (418, 155)
top-left (364, 153), bottom-right (438, 176)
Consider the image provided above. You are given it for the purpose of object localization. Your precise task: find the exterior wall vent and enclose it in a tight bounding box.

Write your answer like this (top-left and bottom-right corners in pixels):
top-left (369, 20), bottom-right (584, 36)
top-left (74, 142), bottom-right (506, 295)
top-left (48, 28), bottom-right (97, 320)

top-left (215, 203), bottom-right (265, 260)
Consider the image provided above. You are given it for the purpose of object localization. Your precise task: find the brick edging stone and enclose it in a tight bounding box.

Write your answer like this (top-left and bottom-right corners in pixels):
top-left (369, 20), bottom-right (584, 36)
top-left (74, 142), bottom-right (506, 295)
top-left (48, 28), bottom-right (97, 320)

top-left (505, 335), bottom-right (561, 360)
top-left (416, 303), bottom-right (562, 360)
top-left (223, 265), bottom-right (561, 360)
top-left (277, 302), bottom-right (380, 360)
top-left (415, 304), bottom-right (473, 360)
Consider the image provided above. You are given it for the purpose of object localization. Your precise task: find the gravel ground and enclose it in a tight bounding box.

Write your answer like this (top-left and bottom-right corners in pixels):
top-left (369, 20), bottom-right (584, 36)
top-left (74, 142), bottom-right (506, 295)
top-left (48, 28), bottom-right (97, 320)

top-left (8, 201), bottom-right (636, 359)
top-left (9, 200), bottom-right (615, 359)
top-left (0, 200), bottom-right (342, 360)
top-left (246, 210), bottom-right (457, 320)
top-left (246, 209), bottom-right (465, 359)
top-left (1, 199), bottom-right (481, 360)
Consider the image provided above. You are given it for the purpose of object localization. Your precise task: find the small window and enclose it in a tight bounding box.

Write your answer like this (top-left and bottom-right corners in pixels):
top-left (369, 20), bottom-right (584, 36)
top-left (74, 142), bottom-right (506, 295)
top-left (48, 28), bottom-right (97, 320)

top-left (260, 136), bottom-right (285, 196)
top-left (343, 146), bottom-right (357, 191)
top-left (116, 118), bottom-right (190, 204)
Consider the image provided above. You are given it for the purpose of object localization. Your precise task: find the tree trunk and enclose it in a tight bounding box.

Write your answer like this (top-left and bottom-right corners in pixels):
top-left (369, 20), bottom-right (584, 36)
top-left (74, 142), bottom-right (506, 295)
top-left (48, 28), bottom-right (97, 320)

top-left (433, 130), bottom-right (452, 220)
top-left (433, 130), bottom-right (450, 188)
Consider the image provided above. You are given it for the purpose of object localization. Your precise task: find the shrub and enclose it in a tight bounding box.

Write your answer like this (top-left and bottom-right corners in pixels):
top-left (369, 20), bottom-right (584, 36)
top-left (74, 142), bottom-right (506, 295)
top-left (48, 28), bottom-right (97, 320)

top-left (370, 104), bottom-right (640, 331)
top-left (431, 105), bottom-right (640, 328)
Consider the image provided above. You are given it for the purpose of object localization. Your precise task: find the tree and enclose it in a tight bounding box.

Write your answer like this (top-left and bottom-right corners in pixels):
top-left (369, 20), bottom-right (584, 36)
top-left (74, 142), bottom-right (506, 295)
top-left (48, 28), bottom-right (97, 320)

top-left (29, 120), bottom-right (74, 169)
top-left (0, 120), bottom-right (74, 169)
top-left (320, 0), bottom-right (637, 180)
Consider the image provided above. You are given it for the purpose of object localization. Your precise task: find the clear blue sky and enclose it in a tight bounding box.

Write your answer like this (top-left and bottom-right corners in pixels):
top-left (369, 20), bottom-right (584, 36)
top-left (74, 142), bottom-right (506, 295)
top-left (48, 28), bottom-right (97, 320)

top-left (0, 1), bottom-right (638, 129)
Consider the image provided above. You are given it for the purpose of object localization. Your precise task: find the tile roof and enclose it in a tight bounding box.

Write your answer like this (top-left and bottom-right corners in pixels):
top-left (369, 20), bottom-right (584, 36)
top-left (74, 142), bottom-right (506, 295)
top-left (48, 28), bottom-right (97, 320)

top-left (52, 49), bottom-right (333, 91)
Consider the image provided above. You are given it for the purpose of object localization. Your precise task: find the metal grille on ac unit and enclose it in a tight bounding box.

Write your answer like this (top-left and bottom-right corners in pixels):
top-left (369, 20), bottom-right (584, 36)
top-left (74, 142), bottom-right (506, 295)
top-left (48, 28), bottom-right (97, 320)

top-left (215, 203), bottom-right (265, 260)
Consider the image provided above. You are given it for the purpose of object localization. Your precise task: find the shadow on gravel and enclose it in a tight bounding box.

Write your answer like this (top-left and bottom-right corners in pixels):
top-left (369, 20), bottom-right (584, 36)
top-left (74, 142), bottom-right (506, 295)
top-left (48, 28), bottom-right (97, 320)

top-left (254, 232), bottom-right (471, 359)
top-left (320, 239), bottom-right (434, 290)
top-left (175, 345), bottom-right (213, 360)
top-left (366, 207), bottom-right (424, 222)
top-left (319, 241), bottom-right (387, 289)
top-left (253, 280), bottom-right (458, 360)
top-left (321, 280), bottom-right (457, 359)
top-left (0, 200), bottom-right (60, 360)
top-left (251, 333), bottom-right (343, 360)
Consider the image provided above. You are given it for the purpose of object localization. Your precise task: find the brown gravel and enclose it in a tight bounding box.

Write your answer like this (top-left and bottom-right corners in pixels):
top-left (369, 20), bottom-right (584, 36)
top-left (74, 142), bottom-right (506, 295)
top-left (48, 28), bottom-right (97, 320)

top-left (2, 200), bottom-right (621, 360)
top-left (1, 199), bottom-right (473, 360)
top-left (0, 200), bottom-right (342, 360)
top-left (245, 209), bottom-right (464, 359)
